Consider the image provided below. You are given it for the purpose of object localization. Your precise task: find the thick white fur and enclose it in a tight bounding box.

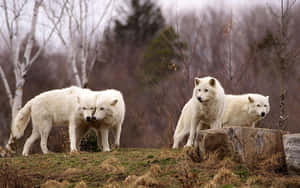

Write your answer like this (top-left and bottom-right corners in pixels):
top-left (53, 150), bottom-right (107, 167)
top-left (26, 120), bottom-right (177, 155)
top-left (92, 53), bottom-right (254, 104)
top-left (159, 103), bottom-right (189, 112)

top-left (91, 89), bottom-right (125, 152)
top-left (172, 76), bottom-right (225, 149)
top-left (222, 94), bottom-right (270, 128)
top-left (6, 86), bottom-right (94, 156)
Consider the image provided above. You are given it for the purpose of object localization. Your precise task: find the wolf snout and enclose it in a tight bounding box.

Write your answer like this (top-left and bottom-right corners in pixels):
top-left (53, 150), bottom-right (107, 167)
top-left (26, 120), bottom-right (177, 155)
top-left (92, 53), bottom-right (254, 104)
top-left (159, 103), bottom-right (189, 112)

top-left (197, 97), bottom-right (203, 103)
top-left (261, 112), bottom-right (265, 117)
top-left (86, 116), bottom-right (91, 121)
top-left (86, 116), bottom-right (97, 122)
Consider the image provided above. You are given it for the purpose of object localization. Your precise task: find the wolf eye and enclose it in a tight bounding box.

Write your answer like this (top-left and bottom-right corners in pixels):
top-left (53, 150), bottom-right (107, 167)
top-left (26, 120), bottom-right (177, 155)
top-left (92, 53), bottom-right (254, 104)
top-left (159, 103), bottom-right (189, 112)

top-left (204, 89), bottom-right (208, 92)
top-left (82, 107), bottom-right (86, 110)
top-left (257, 104), bottom-right (261, 107)
top-left (264, 105), bottom-right (267, 107)
top-left (198, 89), bottom-right (201, 92)
top-left (100, 107), bottom-right (104, 111)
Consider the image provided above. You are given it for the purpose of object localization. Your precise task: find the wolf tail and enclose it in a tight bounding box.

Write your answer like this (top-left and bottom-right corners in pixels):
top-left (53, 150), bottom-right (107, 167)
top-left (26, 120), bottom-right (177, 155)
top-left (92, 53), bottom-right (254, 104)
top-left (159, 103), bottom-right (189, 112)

top-left (11, 99), bottom-right (33, 140)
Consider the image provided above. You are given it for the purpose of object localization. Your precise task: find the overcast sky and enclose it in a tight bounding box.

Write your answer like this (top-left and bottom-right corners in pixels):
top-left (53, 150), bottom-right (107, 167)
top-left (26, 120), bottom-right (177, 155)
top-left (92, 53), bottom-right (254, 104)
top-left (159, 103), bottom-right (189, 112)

top-left (158, 0), bottom-right (275, 11)
top-left (0, 0), bottom-right (289, 51)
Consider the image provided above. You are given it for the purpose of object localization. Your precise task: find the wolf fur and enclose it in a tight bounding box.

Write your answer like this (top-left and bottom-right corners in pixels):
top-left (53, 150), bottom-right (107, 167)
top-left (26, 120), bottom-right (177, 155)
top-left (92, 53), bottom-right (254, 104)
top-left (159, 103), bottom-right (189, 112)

top-left (92, 89), bottom-right (125, 152)
top-left (172, 76), bottom-right (226, 149)
top-left (6, 86), bottom-right (95, 156)
top-left (222, 94), bottom-right (270, 128)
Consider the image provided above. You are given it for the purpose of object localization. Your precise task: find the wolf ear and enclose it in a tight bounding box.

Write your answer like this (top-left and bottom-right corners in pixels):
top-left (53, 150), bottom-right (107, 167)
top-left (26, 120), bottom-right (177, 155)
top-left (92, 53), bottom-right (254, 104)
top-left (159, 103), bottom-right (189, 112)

top-left (248, 96), bottom-right (254, 103)
top-left (194, 77), bottom-right (201, 86)
top-left (266, 96), bottom-right (269, 101)
top-left (111, 99), bottom-right (118, 106)
top-left (209, 78), bottom-right (215, 87)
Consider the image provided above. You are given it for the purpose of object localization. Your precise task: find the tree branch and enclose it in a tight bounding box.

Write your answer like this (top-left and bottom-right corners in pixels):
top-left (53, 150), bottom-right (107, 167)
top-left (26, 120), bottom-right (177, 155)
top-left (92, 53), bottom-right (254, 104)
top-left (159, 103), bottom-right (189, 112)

top-left (3, 0), bottom-right (13, 48)
top-left (0, 65), bottom-right (13, 107)
top-left (42, 0), bottom-right (68, 47)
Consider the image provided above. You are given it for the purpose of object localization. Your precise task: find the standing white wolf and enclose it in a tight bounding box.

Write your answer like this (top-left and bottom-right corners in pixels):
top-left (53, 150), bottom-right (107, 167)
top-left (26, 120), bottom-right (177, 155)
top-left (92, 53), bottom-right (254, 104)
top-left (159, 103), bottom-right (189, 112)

top-left (222, 94), bottom-right (270, 128)
top-left (172, 76), bottom-right (226, 149)
top-left (6, 86), bottom-right (96, 156)
top-left (92, 89), bottom-right (125, 152)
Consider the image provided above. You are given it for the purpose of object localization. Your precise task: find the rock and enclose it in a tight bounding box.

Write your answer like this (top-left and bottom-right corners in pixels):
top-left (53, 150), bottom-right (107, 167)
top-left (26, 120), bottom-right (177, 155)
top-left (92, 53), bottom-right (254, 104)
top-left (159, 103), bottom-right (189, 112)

top-left (194, 127), bottom-right (285, 165)
top-left (283, 134), bottom-right (300, 175)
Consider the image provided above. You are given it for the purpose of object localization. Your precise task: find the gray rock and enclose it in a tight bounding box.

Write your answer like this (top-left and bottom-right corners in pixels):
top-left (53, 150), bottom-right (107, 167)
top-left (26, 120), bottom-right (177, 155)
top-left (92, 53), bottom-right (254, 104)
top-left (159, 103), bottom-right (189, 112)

top-left (283, 134), bottom-right (300, 175)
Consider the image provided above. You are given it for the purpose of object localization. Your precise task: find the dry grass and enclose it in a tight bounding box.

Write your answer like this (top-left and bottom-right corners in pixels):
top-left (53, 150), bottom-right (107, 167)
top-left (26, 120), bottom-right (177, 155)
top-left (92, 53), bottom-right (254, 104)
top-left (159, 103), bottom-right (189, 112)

top-left (246, 175), bottom-right (270, 187)
top-left (99, 157), bottom-right (125, 174)
top-left (61, 168), bottom-right (83, 176)
top-left (0, 148), bottom-right (299, 187)
top-left (123, 164), bottom-right (163, 187)
top-left (257, 152), bottom-right (286, 173)
top-left (0, 161), bottom-right (35, 188)
top-left (41, 180), bottom-right (70, 188)
top-left (205, 167), bottom-right (240, 188)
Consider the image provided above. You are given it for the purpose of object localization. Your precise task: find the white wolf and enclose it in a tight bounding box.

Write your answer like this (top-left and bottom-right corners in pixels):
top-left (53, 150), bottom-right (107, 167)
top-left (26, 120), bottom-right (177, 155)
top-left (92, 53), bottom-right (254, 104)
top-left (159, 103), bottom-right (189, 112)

top-left (222, 94), bottom-right (270, 128)
top-left (92, 89), bottom-right (125, 152)
top-left (172, 76), bottom-right (226, 149)
top-left (6, 86), bottom-right (96, 156)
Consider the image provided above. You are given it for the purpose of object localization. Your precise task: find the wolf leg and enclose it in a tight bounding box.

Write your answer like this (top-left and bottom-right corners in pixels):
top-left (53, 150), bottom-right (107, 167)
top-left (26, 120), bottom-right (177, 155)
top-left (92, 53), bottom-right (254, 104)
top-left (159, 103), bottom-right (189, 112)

top-left (22, 128), bottom-right (40, 156)
top-left (173, 127), bottom-right (189, 149)
top-left (101, 128), bottom-right (110, 152)
top-left (39, 120), bottom-right (52, 154)
top-left (113, 125), bottom-right (122, 148)
top-left (185, 117), bottom-right (199, 147)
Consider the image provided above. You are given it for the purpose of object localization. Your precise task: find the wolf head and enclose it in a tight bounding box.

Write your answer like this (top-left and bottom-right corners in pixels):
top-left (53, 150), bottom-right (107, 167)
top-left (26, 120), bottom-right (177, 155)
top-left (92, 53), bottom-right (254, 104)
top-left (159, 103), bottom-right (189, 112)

top-left (77, 93), bottom-right (97, 122)
top-left (247, 94), bottom-right (270, 119)
top-left (193, 77), bottom-right (219, 103)
top-left (94, 96), bottom-right (118, 121)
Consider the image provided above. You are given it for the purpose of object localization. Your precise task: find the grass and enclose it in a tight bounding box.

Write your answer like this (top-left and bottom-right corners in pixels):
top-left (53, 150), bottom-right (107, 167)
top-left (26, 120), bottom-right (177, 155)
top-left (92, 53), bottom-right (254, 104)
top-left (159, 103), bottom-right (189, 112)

top-left (0, 148), bottom-right (300, 187)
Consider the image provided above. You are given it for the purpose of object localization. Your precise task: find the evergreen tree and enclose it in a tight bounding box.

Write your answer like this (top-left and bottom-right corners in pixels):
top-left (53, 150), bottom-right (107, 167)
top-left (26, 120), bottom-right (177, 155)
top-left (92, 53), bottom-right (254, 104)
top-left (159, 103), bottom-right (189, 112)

top-left (141, 27), bottom-right (186, 85)
top-left (114, 0), bottom-right (165, 46)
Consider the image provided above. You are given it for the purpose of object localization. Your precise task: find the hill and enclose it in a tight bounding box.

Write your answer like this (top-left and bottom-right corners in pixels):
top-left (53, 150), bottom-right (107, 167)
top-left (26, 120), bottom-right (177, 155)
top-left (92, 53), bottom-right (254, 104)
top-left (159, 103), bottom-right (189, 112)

top-left (1, 148), bottom-right (300, 187)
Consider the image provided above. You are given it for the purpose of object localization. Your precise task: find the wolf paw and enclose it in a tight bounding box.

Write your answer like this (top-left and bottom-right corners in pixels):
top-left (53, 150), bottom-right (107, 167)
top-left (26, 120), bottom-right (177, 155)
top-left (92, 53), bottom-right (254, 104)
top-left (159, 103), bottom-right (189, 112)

top-left (184, 144), bottom-right (192, 148)
top-left (70, 150), bottom-right (80, 155)
top-left (103, 148), bottom-right (111, 152)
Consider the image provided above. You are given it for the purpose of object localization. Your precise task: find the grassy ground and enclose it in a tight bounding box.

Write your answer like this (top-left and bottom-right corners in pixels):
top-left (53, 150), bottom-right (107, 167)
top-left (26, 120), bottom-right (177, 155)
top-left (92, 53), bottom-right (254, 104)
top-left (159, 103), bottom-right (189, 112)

top-left (1, 148), bottom-right (300, 188)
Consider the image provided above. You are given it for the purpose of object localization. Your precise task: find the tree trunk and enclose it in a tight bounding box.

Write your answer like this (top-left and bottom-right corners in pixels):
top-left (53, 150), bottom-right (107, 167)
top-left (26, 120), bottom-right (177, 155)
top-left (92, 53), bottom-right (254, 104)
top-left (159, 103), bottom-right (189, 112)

top-left (80, 48), bottom-right (88, 88)
top-left (71, 52), bottom-right (82, 87)
top-left (11, 87), bottom-right (24, 122)
top-left (190, 127), bottom-right (286, 166)
top-left (278, 68), bottom-right (288, 130)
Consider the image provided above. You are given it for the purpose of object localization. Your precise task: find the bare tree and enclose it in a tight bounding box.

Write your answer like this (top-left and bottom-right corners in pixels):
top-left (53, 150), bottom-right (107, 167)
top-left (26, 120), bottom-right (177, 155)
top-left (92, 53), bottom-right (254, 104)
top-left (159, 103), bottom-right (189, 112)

top-left (43, 0), bottom-right (115, 88)
top-left (267, 0), bottom-right (300, 130)
top-left (0, 0), bottom-right (66, 150)
top-left (0, 0), bottom-right (65, 121)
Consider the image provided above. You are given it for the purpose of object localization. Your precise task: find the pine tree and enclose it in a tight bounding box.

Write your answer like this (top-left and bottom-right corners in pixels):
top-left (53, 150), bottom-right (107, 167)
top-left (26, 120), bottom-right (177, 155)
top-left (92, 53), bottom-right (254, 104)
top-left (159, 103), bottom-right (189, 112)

top-left (141, 27), bottom-right (186, 85)
top-left (114, 0), bottom-right (165, 46)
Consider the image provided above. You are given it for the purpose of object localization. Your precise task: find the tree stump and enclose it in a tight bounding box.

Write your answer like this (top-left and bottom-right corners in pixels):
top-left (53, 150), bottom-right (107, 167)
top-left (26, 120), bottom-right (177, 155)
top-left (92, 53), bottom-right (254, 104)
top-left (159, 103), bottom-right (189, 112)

top-left (283, 134), bottom-right (300, 175)
top-left (194, 127), bottom-right (285, 166)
